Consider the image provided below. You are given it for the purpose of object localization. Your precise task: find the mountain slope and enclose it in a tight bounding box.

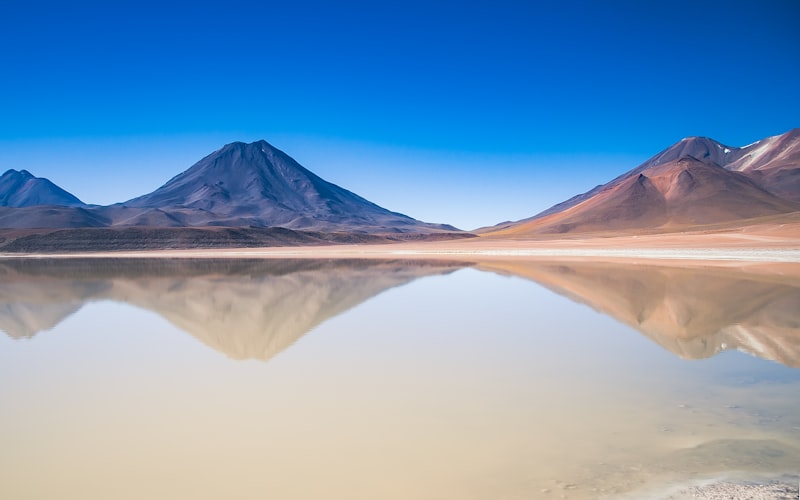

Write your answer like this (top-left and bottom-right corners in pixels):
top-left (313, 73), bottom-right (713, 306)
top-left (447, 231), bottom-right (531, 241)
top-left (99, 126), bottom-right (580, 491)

top-left (485, 129), bottom-right (800, 236)
top-left (725, 128), bottom-right (800, 201)
top-left (123, 140), bottom-right (457, 233)
top-left (0, 169), bottom-right (85, 207)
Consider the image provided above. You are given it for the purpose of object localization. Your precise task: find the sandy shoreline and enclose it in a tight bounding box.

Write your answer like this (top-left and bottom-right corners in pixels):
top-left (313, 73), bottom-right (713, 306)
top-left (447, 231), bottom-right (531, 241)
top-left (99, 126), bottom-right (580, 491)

top-left (2, 241), bottom-right (799, 263)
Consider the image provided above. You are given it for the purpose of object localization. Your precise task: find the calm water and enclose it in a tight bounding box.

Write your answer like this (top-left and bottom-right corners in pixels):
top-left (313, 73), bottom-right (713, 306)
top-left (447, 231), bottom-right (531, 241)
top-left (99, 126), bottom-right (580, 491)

top-left (1, 258), bottom-right (798, 499)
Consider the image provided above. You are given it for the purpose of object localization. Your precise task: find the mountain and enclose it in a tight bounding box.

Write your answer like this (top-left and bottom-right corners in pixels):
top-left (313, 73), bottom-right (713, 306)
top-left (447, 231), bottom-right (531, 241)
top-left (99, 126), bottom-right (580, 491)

top-left (122, 140), bottom-right (457, 233)
top-left (0, 169), bottom-right (85, 207)
top-left (485, 129), bottom-right (800, 236)
top-left (0, 169), bottom-right (108, 229)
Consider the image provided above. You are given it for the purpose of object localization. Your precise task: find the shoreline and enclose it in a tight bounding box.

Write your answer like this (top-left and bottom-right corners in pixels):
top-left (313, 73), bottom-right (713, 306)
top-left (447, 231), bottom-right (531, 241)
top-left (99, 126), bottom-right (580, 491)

top-left (2, 244), bottom-right (799, 263)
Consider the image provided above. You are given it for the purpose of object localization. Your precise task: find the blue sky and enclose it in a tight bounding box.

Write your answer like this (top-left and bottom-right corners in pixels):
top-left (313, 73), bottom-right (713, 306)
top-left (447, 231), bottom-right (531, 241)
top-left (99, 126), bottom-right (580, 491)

top-left (1, 0), bottom-right (798, 229)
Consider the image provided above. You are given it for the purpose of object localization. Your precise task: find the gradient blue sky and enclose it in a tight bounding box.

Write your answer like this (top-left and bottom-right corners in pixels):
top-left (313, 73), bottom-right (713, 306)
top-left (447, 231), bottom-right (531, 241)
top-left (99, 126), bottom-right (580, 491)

top-left (1, 0), bottom-right (798, 229)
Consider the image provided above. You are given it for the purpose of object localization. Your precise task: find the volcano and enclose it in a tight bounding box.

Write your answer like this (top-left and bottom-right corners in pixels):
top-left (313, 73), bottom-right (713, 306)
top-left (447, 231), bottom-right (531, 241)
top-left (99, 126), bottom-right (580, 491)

top-left (123, 140), bottom-right (456, 233)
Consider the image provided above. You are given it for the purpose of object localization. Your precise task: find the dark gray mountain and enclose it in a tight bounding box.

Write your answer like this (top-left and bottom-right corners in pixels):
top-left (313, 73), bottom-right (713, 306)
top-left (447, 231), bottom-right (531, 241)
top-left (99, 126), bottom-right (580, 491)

top-left (123, 140), bottom-right (457, 233)
top-left (0, 169), bottom-right (85, 207)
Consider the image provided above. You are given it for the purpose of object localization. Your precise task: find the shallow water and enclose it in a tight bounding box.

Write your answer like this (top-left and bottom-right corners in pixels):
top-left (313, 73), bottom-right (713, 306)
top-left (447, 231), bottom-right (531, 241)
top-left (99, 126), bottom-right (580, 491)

top-left (0, 258), bottom-right (798, 499)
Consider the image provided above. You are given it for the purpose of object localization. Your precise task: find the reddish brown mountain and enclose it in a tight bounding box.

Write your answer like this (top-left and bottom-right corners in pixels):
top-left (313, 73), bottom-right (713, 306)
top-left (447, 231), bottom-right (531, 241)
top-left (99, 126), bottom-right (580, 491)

top-left (485, 129), bottom-right (800, 236)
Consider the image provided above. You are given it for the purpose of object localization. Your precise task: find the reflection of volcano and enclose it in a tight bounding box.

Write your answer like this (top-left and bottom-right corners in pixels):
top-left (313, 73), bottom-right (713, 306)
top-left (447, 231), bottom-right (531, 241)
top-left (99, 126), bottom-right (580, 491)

top-left (0, 259), bottom-right (466, 360)
top-left (479, 261), bottom-right (800, 367)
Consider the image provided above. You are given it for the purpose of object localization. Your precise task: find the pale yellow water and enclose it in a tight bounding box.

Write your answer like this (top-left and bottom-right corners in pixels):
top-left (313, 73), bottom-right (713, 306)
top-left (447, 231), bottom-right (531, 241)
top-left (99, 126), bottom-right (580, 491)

top-left (0, 259), bottom-right (798, 499)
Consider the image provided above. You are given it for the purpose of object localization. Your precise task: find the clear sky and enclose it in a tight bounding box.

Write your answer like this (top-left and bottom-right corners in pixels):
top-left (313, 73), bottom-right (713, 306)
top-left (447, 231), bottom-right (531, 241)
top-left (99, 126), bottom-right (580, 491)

top-left (1, 0), bottom-right (798, 229)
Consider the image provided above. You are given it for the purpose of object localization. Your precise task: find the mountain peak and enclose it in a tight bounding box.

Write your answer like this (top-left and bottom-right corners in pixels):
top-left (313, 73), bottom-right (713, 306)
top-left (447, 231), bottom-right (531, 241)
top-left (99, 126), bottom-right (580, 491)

top-left (0, 169), bottom-right (85, 208)
top-left (221, 139), bottom-right (272, 149)
top-left (2, 168), bottom-right (34, 180)
top-left (651, 136), bottom-right (736, 166)
top-left (217, 139), bottom-right (281, 153)
top-left (678, 135), bottom-right (725, 145)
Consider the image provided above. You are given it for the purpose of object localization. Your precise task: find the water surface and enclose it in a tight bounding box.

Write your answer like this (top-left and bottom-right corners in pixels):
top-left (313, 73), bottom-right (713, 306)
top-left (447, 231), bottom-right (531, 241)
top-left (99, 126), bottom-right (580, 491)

top-left (1, 258), bottom-right (798, 499)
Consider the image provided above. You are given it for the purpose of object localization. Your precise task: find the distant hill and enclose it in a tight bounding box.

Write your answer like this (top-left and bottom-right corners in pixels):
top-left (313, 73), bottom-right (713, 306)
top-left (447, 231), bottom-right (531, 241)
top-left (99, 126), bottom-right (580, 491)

top-left (0, 169), bottom-right (85, 208)
top-left (484, 129), bottom-right (800, 236)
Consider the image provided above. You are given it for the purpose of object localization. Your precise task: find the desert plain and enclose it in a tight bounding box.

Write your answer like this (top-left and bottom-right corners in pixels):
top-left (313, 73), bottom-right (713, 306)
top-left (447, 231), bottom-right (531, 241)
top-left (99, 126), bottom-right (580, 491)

top-left (5, 216), bottom-right (798, 264)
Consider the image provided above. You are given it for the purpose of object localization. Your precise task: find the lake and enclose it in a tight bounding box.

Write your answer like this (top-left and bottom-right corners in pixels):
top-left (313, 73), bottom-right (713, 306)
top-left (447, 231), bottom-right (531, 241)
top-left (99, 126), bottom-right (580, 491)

top-left (1, 258), bottom-right (798, 499)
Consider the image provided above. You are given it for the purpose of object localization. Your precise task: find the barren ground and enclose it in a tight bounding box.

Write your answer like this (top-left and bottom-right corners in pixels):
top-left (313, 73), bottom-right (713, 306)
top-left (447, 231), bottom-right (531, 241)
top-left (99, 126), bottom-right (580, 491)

top-left (3, 221), bottom-right (798, 264)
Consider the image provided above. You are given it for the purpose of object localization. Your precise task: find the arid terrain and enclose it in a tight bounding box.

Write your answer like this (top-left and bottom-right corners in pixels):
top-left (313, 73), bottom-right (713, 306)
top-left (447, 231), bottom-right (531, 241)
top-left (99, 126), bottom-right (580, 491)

top-left (4, 215), bottom-right (796, 261)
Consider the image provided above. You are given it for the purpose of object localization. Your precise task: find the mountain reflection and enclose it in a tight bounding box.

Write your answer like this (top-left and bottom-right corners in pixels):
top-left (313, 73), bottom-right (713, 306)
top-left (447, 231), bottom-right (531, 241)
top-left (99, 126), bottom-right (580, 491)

top-left (2, 257), bottom-right (798, 367)
top-left (479, 260), bottom-right (800, 367)
top-left (0, 258), bottom-right (467, 360)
